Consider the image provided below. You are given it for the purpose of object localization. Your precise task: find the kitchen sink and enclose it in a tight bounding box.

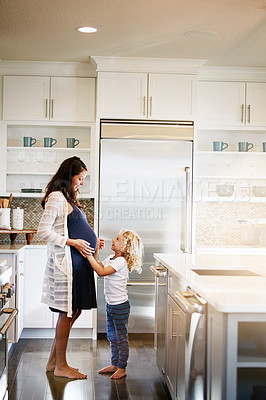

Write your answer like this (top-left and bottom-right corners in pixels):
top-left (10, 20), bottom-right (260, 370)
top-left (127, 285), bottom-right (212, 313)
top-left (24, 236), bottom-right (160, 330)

top-left (191, 269), bottom-right (261, 276)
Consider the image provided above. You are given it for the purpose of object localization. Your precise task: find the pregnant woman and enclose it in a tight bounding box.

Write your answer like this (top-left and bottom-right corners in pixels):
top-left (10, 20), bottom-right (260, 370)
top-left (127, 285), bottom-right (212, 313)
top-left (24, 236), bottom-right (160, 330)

top-left (37, 156), bottom-right (97, 379)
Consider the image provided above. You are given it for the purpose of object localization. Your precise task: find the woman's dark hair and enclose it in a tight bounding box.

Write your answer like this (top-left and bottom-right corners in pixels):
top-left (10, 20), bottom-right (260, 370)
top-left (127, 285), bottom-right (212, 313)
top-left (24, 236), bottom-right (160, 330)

top-left (41, 156), bottom-right (87, 208)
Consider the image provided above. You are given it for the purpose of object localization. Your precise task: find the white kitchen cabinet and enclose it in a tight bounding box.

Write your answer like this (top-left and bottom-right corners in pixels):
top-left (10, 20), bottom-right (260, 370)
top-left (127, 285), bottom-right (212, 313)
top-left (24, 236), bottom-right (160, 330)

top-left (246, 83), bottom-right (266, 126)
top-left (23, 247), bottom-right (93, 330)
top-left (97, 71), bottom-right (196, 120)
top-left (207, 305), bottom-right (266, 400)
top-left (97, 72), bottom-right (147, 119)
top-left (24, 247), bottom-right (53, 328)
top-left (3, 76), bottom-right (95, 122)
top-left (198, 81), bottom-right (245, 126)
top-left (198, 81), bottom-right (266, 127)
top-left (165, 294), bottom-right (186, 400)
top-left (73, 309), bottom-right (93, 328)
top-left (17, 250), bottom-right (24, 339)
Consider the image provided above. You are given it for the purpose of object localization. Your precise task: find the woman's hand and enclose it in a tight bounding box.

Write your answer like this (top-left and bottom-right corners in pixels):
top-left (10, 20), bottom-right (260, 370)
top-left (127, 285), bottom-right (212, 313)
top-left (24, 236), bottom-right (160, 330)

top-left (67, 238), bottom-right (94, 257)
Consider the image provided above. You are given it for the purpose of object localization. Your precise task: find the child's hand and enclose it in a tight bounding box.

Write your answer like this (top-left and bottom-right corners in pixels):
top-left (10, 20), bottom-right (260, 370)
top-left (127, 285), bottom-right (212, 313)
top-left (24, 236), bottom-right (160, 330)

top-left (97, 238), bottom-right (105, 250)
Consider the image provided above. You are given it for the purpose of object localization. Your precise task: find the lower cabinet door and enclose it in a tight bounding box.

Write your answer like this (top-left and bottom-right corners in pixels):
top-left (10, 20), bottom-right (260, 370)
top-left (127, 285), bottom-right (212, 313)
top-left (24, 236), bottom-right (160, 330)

top-left (24, 247), bottom-right (53, 328)
top-left (166, 295), bottom-right (178, 398)
top-left (166, 295), bottom-right (186, 400)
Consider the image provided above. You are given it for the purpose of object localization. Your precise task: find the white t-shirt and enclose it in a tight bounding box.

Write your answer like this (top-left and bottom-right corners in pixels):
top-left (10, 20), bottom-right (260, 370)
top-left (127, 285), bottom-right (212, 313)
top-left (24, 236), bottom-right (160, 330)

top-left (102, 255), bottom-right (129, 305)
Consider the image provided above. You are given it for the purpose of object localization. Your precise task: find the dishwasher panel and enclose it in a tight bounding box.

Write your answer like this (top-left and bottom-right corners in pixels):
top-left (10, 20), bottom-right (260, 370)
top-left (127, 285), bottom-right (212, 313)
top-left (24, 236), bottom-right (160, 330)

top-left (166, 288), bottom-right (207, 400)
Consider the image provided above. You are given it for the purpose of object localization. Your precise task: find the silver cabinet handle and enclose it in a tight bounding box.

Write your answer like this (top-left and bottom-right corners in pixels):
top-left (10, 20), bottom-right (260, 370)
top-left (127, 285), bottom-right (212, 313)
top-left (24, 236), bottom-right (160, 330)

top-left (127, 281), bottom-right (155, 286)
top-left (171, 310), bottom-right (179, 338)
top-left (50, 99), bottom-right (54, 119)
top-left (184, 166), bottom-right (192, 253)
top-left (247, 104), bottom-right (251, 123)
top-left (143, 96), bottom-right (146, 116)
top-left (241, 104), bottom-right (244, 123)
top-left (150, 265), bottom-right (167, 277)
top-left (149, 96), bottom-right (152, 116)
top-left (45, 99), bottom-right (48, 118)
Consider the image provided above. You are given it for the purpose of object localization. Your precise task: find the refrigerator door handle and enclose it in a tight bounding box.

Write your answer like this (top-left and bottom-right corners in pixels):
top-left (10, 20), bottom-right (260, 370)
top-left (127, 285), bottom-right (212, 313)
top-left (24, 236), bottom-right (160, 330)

top-left (127, 281), bottom-right (155, 286)
top-left (184, 166), bottom-right (192, 253)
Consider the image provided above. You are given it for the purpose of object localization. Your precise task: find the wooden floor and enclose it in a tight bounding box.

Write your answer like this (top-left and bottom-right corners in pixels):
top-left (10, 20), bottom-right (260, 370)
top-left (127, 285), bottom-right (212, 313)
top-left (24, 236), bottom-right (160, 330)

top-left (8, 335), bottom-right (171, 400)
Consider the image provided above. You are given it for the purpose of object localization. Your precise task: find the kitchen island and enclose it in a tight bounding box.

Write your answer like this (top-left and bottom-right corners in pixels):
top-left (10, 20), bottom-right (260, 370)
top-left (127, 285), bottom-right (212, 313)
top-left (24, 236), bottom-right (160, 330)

top-left (154, 253), bottom-right (266, 400)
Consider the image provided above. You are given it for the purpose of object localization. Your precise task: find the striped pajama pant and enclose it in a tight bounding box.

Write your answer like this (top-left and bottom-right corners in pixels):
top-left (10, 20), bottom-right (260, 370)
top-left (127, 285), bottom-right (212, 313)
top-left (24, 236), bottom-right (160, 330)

top-left (106, 300), bottom-right (130, 369)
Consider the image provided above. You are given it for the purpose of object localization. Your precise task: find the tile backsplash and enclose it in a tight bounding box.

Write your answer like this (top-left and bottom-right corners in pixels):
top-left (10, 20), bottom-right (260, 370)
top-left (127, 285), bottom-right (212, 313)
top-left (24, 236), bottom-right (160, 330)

top-left (0, 197), bottom-right (94, 244)
top-left (196, 201), bottom-right (266, 247)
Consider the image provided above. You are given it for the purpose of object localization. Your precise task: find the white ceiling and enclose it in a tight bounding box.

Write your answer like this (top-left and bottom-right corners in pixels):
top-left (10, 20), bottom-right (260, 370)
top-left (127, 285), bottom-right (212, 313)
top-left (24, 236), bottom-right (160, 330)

top-left (1, 0), bottom-right (266, 67)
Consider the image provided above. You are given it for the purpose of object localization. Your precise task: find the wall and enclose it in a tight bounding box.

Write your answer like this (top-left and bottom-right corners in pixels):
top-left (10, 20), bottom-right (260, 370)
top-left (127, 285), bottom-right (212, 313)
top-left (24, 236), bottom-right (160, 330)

top-left (0, 197), bottom-right (94, 244)
top-left (196, 202), bottom-right (266, 247)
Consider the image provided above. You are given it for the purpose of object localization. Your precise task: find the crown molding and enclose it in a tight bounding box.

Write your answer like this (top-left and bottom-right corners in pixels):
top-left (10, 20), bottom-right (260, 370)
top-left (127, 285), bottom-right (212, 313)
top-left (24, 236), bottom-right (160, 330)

top-left (91, 56), bottom-right (207, 74)
top-left (199, 66), bottom-right (266, 82)
top-left (0, 60), bottom-right (96, 77)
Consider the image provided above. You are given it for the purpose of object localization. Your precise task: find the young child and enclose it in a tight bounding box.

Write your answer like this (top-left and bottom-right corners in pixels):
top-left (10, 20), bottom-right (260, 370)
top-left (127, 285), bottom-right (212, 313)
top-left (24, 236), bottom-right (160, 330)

top-left (87, 229), bottom-right (143, 380)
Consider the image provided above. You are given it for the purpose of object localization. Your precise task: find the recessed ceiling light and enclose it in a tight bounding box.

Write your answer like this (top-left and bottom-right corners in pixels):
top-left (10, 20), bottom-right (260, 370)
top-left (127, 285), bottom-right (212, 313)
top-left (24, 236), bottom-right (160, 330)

top-left (76, 26), bottom-right (98, 33)
top-left (184, 30), bottom-right (217, 38)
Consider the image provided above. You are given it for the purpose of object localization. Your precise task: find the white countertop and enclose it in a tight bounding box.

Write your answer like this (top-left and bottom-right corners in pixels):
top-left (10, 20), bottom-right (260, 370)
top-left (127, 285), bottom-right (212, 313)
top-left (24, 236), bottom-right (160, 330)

top-left (154, 253), bottom-right (266, 313)
top-left (0, 244), bottom-right (46, 253)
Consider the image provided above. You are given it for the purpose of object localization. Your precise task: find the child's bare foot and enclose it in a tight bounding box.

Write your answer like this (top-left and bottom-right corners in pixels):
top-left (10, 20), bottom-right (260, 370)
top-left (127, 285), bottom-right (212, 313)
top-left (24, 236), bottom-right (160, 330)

top-left (54, 366), bottom-right (87, 379)
top-left (98, 365), bottom-right (117, 374)
top-left (111, 368), bottom-right (127, 380)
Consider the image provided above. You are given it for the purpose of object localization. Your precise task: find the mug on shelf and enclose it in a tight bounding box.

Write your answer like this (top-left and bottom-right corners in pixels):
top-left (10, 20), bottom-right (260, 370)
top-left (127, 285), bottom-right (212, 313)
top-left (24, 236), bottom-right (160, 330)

top-left (262, 142), bottom-right (266, 152)
top-left (238, 142), bottom-right (253, 152)
top-left (23, 136), bottom-right (37, 147)
top-left (0, 208), bottom-right (11, 230)
top-left (66, 138), bottom-right (80, 148)
top-left (213, 141), bottom-right (228, 152)
top-left (12, 207), bottom-right (24, 230)
top-left (44, 137), bottom-right (57, 148)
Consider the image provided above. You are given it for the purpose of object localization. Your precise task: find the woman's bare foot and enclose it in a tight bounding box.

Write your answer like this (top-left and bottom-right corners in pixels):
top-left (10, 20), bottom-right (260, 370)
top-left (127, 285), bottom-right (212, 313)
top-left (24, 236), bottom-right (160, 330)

top-left (46, 361), bottom-right (78, 373)
top-left (98, 365), bottom-right (117, 374)
top-left (54, 366), bottom-right (87, 379)
top-left (111, 368), bottom-right (127, 380)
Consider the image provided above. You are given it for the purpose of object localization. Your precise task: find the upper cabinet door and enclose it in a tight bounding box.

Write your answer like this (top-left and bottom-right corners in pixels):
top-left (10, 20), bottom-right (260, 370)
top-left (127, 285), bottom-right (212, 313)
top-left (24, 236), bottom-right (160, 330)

top-left (198, 81), bottom-right (246, 126)
top-left (149, 74), bottom-right (196, 121)
top-left (3, 76), bottom-right (50, 121)
top-left (246, 83), bottom-right (266, 127)
top-left (97, 72), bottom-right (148, 119)
top-left (50, 77), bottom-right (95, 122)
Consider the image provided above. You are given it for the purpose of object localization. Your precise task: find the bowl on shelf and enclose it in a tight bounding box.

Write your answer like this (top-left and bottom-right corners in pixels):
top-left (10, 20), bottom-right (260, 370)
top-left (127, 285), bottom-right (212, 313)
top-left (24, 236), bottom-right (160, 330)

top-left (216, 184), bottom-right (234, 197)
top-left (251, 186), bottom-right (266, 197)
top-left (21, 188), bottom-right (42, 193)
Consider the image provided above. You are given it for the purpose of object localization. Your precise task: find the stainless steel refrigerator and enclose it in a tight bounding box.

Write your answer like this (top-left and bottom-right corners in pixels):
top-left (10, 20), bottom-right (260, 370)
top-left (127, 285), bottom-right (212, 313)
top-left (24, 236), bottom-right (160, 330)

top-left (97, 120), bottom-right (194, 333)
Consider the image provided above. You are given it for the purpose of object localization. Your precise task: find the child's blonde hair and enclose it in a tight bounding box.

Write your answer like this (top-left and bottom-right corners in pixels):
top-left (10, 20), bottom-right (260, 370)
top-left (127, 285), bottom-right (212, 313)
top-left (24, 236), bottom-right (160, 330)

top-left (119, 229), bottom-right (143, 274)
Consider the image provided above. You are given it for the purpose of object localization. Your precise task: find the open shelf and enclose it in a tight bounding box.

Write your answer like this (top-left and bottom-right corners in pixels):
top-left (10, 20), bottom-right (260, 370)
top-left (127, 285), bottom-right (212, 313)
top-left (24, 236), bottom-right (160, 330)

top-left (7, 146), bottom-right (91, 151)
top-left (4, 124), bottom-right (95, 197)
top-left (237, 368), bottom-right (266, 400)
